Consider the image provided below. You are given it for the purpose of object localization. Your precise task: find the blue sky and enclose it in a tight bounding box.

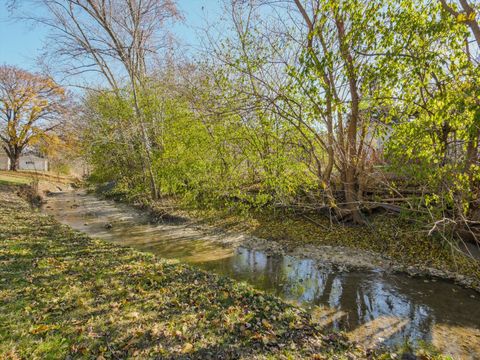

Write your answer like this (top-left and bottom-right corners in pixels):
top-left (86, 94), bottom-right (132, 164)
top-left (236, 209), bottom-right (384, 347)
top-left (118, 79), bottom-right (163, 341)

top-left (0, 0), bottom-right (48, 69)
top-left (0, 0), bottom-right (224, 72)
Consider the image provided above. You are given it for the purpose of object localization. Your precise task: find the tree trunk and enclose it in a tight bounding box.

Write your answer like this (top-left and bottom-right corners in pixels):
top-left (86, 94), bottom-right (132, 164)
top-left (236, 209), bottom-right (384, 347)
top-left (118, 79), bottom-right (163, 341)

top-left (8, 149), bottom-right (20, 171)
top-left (439, 0), bottom-right (480, 49)
top-left (3, 145), bottom-right (21, 171)
top-left (463, 127), bottom-right (480, 219)
top-left (335, 16), bottom-right (364, 224)
top-left (129, 73), bottom-right (159, 200)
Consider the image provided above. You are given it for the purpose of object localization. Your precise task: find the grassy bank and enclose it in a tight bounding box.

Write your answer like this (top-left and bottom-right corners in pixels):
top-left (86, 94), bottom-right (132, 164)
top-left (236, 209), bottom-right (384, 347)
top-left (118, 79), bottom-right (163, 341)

top-left (0, 172), bottom-right (32, 186)
top-left (0, 184), bottom-right (400, 360)
top-left (0, 170), bottom-right (76, 185)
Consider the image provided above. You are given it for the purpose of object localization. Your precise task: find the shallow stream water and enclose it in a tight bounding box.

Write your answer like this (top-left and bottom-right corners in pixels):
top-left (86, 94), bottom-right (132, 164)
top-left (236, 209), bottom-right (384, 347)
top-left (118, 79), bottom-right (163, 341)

top-left (42, 191), bottom-right (480, 359)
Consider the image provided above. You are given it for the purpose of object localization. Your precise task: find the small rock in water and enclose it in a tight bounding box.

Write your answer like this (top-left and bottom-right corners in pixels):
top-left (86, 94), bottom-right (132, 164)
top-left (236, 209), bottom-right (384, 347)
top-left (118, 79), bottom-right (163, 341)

top-left (104, 223), bottom-right (113, 229)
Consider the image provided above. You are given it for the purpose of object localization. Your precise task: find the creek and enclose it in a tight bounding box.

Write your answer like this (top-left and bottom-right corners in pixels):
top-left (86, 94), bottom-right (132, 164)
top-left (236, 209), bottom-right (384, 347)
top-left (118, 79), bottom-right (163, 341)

top-left (42, 190), bottom-right (480, 359)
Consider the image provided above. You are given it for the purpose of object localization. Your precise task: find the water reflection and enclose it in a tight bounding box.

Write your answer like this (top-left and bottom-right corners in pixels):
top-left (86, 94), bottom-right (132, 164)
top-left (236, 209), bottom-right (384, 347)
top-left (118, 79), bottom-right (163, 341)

top-left (43, 191), bottom-right (480, 359)
top-left (200, 247), bottom-right (480, 351)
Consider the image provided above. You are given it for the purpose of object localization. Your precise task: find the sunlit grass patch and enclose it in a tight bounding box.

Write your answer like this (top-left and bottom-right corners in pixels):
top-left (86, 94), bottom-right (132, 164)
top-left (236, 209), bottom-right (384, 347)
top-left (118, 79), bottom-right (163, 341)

top-left (0, 173), bottom-right (32, 185)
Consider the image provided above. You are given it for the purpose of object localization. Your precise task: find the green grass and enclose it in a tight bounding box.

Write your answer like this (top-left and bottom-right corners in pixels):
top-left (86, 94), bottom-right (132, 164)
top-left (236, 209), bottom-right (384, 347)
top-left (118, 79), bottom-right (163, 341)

top-left (0, 170), bottom-right (75, 186)
top-left (0, 185), bottom-right (374, 360)
top-left (0, 173), bottom-right (32, 185)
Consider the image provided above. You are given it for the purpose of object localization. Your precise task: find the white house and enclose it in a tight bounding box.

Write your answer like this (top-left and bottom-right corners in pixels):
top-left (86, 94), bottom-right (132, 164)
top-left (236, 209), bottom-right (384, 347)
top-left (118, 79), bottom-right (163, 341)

top-left (0, 154), bottom-right (9, 170)
top-left (0, 152), bottom-right (49, 171)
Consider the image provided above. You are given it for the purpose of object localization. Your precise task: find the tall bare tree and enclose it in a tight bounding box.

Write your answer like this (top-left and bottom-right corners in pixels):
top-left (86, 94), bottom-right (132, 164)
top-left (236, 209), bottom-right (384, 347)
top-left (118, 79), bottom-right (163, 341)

top-left (14, 0), bottom-right (181, 197)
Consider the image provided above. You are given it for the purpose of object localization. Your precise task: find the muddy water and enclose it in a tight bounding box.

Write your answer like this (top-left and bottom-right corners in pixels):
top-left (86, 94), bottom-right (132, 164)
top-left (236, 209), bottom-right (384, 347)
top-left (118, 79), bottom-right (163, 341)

top-left (42, 191), bottom-right (480, 359)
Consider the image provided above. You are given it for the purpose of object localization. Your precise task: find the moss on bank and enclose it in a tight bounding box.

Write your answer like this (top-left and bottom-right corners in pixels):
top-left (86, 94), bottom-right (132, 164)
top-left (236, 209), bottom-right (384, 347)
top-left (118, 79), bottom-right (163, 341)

top-left (0, 184), bottom-right (395, 359)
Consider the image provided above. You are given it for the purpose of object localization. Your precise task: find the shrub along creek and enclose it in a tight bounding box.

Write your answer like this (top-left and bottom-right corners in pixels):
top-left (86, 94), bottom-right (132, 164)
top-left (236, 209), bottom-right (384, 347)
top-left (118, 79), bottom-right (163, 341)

top-left (38, 189), bottom-right (480, 359)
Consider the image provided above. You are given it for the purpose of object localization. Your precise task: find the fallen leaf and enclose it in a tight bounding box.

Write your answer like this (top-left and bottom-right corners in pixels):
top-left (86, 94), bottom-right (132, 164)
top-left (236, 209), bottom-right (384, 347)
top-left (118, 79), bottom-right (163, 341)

top-left (182, 343), bottom-right (193, 353)
top-left (262, 319), bottom-right (273, 329)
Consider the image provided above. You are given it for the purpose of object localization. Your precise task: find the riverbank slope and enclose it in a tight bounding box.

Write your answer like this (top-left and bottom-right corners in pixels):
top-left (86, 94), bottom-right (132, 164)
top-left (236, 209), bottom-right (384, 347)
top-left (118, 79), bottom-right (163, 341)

top-left (99, 185), bottom-right (480, 292)
top-left (0, 184), bottom-right (406, 359)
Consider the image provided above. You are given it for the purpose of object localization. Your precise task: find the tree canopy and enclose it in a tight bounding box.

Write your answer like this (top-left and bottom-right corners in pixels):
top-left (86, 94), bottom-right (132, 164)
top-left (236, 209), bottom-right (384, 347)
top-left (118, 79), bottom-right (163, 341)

top-left (0, 65), bottom-right (67, 170)
top-left (5, 0), bottom-right (480, 241)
